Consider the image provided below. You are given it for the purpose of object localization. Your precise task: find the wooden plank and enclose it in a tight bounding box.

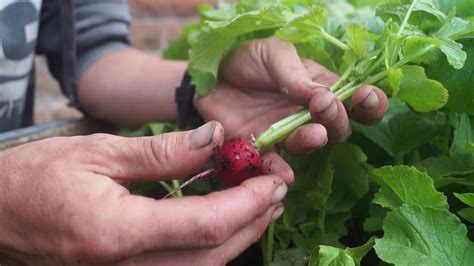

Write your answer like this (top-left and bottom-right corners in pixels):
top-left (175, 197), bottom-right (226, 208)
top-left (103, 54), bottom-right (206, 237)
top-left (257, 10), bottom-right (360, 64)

top-left (0, 118), bottom-right (115, 151)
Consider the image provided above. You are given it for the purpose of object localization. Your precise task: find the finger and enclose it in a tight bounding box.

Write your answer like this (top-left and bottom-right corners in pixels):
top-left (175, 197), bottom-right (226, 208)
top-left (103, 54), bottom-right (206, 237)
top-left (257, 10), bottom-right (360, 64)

top-left (302, 59), bottom-right (339, 86)
top-left (260, 38), bottom-right (324, 105)
top-left (117, 204), bottom-right (282, 266)
top-left (81, 121), bottom-right (224, 181)
top-left (106, 175), bottom-right (287, 254)
top-left (349, 85), bottom-right (389, 125)
top-left (278, 123), bottom-right (328, 156)
top-left (262, 151), bottom-right (294, 185)
top-left (214, 203), bottom-right (283, 264)
top-left (309, 91), bottom-right (352, 144)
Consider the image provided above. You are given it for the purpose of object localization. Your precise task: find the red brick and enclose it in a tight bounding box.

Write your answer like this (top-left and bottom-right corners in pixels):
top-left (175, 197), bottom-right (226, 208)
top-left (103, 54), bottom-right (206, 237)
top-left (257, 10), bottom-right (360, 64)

top-left (129, 20), bottom-right (163, 51)
top-left (128, 0), bottom-right (217, 17)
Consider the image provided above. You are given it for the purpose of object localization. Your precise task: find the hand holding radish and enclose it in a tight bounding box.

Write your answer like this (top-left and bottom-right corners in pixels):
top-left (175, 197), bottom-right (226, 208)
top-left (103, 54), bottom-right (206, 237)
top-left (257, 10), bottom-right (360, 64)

top-left (0, 121), bottom-right (287, 265)
top-left (195, 38), bottom-right (389, 182)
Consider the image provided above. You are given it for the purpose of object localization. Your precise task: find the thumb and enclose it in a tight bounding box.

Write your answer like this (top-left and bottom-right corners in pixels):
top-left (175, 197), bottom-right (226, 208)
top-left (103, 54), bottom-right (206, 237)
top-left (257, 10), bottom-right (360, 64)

top-left (88, 121), bottom-right (224, 181)
top-left (262, 38), bottom-right (326, 105)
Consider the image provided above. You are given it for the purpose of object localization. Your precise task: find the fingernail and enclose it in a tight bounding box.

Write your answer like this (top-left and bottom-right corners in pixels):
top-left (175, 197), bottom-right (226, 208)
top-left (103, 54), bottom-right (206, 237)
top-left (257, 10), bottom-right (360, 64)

top-left (317, 137), bottom-right (329, 150)
top-left (271, 183), bottom-right (288, 204)
top-left (360, 89), bottom-right (379, 110)
top-left (271, 204), bottom-right (285, 222)
top-left (318, 99), bottom-right (338, 121)
top-left (189, 121), bottom-right (216, 149)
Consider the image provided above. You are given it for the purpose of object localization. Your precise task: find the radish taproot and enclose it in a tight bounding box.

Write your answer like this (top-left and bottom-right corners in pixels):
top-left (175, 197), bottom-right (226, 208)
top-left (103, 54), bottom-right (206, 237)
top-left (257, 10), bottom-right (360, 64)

top-left (214, 139), bottom-right (263, 187)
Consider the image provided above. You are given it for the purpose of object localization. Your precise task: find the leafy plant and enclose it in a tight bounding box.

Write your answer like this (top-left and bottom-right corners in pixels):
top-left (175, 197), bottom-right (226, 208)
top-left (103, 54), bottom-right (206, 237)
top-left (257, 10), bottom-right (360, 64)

top-left (129, 0), bottom-right (474, 265)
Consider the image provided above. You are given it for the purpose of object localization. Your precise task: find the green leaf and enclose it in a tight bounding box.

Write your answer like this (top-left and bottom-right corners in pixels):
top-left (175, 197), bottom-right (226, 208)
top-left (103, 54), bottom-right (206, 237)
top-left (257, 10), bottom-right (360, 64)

top-left (308, 155), bottom-right (333, 210)
top-left (425, 39), bottom-right (474, 115)
top-left (439, 38), bottom-right (467, 69)
top-left (402, 35), bottom-right (441, 65)
top-left (316, 237), bottom-right (375, 266)
top-left (377, 1), bottom-right (446, 31)
top-left (375, 205), bottom-right (474, 266)
top-left (384, 33), bottom-right (404, 68)
top-left (411, 1), bottom-right (447, 23)
top-left (189, 5), bottom-right (294, 95)
top-left (450, 113), bottom-right (474, 156)
top-left (276, 6), bottom-right (327, 43)
top-left (345, 24), bottom-right (377, 58)
top-left (148, 123), bottom-right (167, 135)
top-left (325, 144), bottom-right (369, 213)
top-left (346, 237), bottom-right (376, 265)
top-left (436, 16), bottom-right (474, 40)
top-left (396, 65), bottom-right (449, 112)
top-left (200, 2), bottom-right (236, 21)
top-left (373, 166), bottom-right (448, 210)
top-left (458, 208), bottom-right (474, 223)
top-left (387, 67), bottom-right (403, 95)
top-left (271, 248), bottom-right (311, 266)
top-left (163, 23), bottom-right (201, 60)
top-left (389, 109), bottom-right (446, 157)
top-left (317, 246), bottom-right (356, 266)
top-left (416, 112), bottom-right (474, 177)
top-left (417, 155), bottom-right (474, 178)
top-left (454, 193), bottom-right (474, 207)
top-left (363, 204), bottom-right (387, 232)
top-left (352, 121), bottom-right (393, 156)
top-left (295, 43), bottom-right (337, 72)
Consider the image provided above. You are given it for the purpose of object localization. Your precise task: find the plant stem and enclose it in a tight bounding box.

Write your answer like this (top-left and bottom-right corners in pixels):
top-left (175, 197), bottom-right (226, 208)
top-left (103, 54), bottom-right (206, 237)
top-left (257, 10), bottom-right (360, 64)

top-left (362, 53), bottom-right (385, 80)
top-left (159, 181), bottom-right (174, 193)
top-left (254, 5), bottom-right (436, 152)
top-left (330, 61), bottom-right (357, 92)
top-left (172, 180), bottom-right (183, 197)
top-left (399, 0), bottom-right (418, 35)
top-left (255, 110), bottom-right (311, 151)
top-left (163, 169), bottom-right (216, 199)
top-left (264, 222), bottom-right (275, 266)
top-left (319, 27), bottom-right (349, 51)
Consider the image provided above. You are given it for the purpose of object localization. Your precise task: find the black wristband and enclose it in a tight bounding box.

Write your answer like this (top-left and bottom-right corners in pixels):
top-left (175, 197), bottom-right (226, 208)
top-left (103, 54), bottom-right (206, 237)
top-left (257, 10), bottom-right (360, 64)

top-left (175, 71), bottom-right (204, 129)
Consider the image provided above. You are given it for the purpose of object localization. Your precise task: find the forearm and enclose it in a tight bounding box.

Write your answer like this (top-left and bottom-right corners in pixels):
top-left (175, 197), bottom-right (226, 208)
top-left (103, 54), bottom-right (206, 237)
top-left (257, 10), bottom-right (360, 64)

top-left (77, 48), bottom-right (187, 125)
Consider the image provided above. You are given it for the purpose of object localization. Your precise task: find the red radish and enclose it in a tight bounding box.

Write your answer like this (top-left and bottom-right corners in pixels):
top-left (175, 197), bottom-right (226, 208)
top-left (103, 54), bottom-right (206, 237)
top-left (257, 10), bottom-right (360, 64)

top-left (214, 139), bottom-right (263, 187)
top-left (163, 139), bottom-right (262, 198)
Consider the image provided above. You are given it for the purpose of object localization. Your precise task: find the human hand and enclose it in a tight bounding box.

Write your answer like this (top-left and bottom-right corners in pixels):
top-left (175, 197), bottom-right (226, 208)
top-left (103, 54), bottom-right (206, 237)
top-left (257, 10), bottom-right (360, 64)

top-left (194, 38), bottom-right (388, 183)
top-left (0, 121), bottom-right (287, 265)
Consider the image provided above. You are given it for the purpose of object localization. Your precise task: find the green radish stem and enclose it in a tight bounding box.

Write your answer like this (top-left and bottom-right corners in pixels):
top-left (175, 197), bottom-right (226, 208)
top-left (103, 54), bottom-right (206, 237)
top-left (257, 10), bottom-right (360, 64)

top-left (254, 0), bottom-right (432, 152)
top-left (264, 222), bottom-right (275, 266)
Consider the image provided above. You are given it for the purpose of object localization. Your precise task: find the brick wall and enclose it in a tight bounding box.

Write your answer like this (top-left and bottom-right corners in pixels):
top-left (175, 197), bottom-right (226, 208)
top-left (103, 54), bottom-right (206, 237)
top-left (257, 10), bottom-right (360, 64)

top-left (34, 0), bottom-right (216, 124)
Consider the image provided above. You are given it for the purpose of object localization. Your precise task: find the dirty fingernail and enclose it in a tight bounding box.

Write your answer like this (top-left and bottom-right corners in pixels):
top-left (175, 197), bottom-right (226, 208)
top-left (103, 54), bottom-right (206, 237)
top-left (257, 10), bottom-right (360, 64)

top-left (271, 204), bottom-right (285, 222)
top-left (360, 89), bottom-right (379, 110)
top-left (318, 99), bottom-right (338, 121)
top-left (189, 121), bottom-right (216, 149)
top-left (317, 137), bottom-right (329, 150)
top-left (272, 183), bottom-right (288, 204)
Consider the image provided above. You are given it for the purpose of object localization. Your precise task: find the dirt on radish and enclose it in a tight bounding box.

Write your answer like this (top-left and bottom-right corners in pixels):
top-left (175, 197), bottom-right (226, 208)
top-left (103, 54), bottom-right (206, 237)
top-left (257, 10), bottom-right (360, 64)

top-left (215, 139), bottom-right (263, 187)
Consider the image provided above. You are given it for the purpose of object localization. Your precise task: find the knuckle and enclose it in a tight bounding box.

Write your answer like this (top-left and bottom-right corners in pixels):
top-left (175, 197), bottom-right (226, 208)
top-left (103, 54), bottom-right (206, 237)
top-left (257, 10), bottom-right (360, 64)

top-left (82, 133), bottom-right (116, 150)
top-left (147, 134), bottom-right (181, 168)
top-left (83, 134), bottom-right (118, 151)
top-left (240, 183), bottom-right (270, 214)
top-left (199, 198), bottom-right (229, 247)
top-left (332, 125), bottom-right (352, 144)
top-left (264, 37), bottom-right (293, 49)
top-left (73, 228), bottom-right (121, 263)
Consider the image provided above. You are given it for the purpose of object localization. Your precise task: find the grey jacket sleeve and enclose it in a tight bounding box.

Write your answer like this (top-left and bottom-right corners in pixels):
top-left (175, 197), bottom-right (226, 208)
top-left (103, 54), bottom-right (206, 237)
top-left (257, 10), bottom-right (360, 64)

top-left (36, 0), bottom-right (131, 106)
